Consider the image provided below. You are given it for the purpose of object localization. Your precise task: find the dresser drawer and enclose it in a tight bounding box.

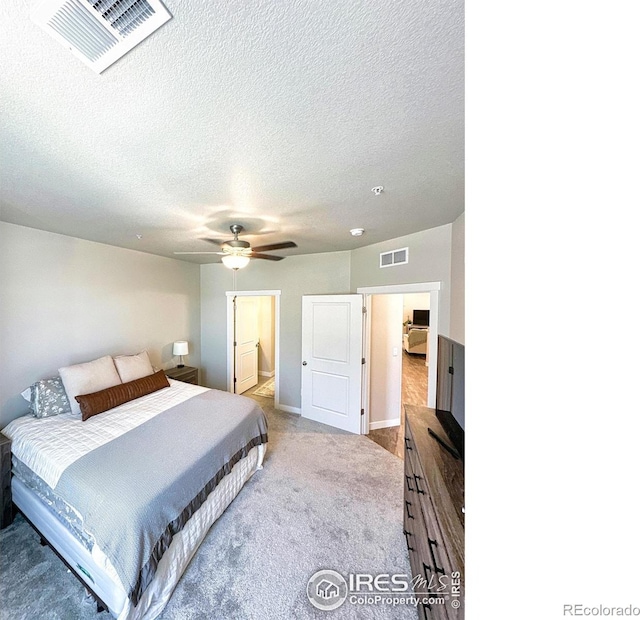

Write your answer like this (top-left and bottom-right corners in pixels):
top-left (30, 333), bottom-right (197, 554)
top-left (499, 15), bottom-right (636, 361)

top-left (405, 463), bottom-right (450, 619)
top-left (404, 407), bottom-right (464, 619)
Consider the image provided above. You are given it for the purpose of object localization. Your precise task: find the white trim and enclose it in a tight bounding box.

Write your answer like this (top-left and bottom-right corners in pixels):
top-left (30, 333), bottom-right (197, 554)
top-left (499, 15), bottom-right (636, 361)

top-left (226, 297), bottom-right (235, 393)
top-left (226, 291), bottom-right (281, 409)
top-left (361, 295), bottom-right (372, 435)
top-left (225, 290), bottom-right (281, 297)
top-left (277, 404), bottom-right (301, 415)
top-left (428, 290), bottom-right (439, 408)
top-left (369, 418), bottom-right (401, 431)
top-left (357, 282), bottom-right (441, 295)
top-left (358, 282), bottom-right (440, 412)
top-left (258, 370), bottom-right (275, 378)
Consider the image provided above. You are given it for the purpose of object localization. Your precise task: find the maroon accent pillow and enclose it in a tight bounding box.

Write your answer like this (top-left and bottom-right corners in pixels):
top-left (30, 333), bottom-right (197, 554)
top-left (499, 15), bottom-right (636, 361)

top-left (75, 370), bottom-right (170, 421)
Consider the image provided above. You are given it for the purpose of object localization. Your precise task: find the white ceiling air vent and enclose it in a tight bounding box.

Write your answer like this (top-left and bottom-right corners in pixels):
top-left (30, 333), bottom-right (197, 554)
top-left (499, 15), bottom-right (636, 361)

top-left (31, 0), bottom-right (172, 73)
top-left (380, 247), bottom-right (409, 268)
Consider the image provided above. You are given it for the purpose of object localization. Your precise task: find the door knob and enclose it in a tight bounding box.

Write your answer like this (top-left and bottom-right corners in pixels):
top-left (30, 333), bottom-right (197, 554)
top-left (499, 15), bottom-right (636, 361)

top-left (302, 361), bottom-right (307, 366)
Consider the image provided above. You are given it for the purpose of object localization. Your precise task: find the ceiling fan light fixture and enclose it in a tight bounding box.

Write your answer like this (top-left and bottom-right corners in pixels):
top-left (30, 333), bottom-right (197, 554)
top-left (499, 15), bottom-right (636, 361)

top-left (221, 254), bottom-right (250, 270)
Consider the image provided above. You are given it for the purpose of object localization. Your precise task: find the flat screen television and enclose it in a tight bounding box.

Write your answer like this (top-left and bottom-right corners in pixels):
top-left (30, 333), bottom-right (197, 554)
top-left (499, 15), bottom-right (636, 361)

top-left (435, 335), bottom-right (465, 461)
top-left (412, 309), bottom-right (430, 326)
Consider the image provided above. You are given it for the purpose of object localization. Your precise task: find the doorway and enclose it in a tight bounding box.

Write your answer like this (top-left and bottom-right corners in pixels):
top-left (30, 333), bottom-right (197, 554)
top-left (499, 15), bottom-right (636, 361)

top-left (367, 292), bottom-right (431, 456)
top-left (370, 291), bottom-right (430, 411)
top-left (226, 290), bottom-right (281, 405)
top-left (296, 285), bottom-right (439, 437)
top-left (358, 282), bottom-right (441, 437)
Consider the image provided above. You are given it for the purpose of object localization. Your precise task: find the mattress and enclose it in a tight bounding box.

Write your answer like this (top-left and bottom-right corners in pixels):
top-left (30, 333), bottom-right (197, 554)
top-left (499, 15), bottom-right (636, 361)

top-left (12, 456), bottom-right (93, 549)
top-left (2, 379), bottom-right (268, 619)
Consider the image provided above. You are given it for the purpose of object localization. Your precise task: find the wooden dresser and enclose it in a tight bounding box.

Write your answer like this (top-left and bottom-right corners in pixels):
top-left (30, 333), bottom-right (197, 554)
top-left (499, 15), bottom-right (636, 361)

top-left (404, 405), bottom-right (464, 619)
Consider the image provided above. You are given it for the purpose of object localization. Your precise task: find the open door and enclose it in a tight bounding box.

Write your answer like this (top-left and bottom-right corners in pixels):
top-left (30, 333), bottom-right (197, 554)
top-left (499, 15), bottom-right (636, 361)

top-left (301, 295), bottom-right (364, 434)
top-left (234, 296), bottom-right (259, 394)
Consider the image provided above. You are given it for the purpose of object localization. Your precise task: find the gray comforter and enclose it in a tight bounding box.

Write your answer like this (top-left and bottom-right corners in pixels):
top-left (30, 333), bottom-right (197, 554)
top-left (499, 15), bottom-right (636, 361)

top-left (54, 389), bottom-right (268, 605)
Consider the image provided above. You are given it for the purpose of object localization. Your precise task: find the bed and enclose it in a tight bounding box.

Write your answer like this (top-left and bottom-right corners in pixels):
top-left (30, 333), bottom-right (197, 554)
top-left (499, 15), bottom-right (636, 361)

top-left (2, 367), bottom-right (268, 620)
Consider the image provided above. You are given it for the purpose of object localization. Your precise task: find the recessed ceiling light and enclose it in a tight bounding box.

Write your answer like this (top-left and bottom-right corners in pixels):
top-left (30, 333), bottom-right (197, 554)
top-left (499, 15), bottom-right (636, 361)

top-left (350, 228), bottom-right (365, 237)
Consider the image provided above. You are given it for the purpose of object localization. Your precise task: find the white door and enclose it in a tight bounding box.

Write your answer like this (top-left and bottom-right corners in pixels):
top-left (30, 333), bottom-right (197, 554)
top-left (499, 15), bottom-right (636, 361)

top-left (301, 295), bottom-right (364, 434)
top-left (235, 296), bottom-right (259, 394)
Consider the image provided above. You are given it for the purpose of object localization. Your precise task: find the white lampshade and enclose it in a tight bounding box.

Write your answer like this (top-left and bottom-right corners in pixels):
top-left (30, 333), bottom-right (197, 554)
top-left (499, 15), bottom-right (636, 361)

top-left (173, 341), bottom-right (189, 356)
top-left (221, 254), bottom-right (250, 270)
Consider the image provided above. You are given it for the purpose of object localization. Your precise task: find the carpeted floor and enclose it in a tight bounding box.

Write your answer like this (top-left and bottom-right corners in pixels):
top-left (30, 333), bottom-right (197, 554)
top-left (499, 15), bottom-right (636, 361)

top-left (0, 397), bottom-right (416, 619)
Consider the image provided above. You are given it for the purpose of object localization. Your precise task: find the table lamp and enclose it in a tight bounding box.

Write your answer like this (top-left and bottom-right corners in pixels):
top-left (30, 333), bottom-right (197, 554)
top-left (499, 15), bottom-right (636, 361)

top-left (173, 341), bottom-right (189, 368)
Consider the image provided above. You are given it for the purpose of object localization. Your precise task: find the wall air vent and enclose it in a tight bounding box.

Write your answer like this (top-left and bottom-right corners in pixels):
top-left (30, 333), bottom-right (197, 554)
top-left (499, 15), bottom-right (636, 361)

top-left (379, 247), bottom-right (409, 268)
top-left (31, 0), bottom-right (172, 74)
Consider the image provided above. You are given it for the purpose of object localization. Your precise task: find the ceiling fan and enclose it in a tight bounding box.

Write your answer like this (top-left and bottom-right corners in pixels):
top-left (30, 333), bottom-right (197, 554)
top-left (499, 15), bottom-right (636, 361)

top-left (174, 224), bottom-right (297, 269)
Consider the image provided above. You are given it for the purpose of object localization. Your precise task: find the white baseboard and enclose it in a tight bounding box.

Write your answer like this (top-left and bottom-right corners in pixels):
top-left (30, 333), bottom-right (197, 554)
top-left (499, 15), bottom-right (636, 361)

top-left (259, 371), bottom-right (275, 378)
top-left (276, 403), bottom-right (301, 415)
top-left (369, 418), bottom-right (401, 431)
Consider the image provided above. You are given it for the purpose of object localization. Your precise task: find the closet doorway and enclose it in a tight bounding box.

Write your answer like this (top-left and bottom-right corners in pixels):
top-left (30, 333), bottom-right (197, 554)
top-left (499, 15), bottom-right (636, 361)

top-left (225, 290), bottom-right (280, 404)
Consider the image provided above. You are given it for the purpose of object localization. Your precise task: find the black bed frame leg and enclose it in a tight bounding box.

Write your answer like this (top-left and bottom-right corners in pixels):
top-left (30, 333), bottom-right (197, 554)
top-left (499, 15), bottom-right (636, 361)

top-left (22, 511), bottom-right (109, 615)
top-left (85, 588), bottom-right (107, 614)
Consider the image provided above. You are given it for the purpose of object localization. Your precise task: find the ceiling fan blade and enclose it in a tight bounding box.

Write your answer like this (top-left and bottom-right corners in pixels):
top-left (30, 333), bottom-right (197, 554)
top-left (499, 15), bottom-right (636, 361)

top-left (201, 238), bottom-right (226, 246)
top-left (251, 241), bottom-right (297, 252)
top-left (250, 252), bottom-right (285, 261)
top-left (173, 251), bottom-right (225, 255)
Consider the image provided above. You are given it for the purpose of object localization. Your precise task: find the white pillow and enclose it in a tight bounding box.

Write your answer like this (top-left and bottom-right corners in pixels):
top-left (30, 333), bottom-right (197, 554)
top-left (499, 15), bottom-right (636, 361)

top-left (58, 355), bottom-right (122, 416)
top-left (113, 350), bottom-right (154, 383)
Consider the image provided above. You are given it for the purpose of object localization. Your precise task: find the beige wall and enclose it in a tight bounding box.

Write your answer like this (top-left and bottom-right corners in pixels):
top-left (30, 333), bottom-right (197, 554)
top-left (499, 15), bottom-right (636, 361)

top-left (0, 216), bottom-right (463, 424)
top-left (200, 252), bottom-right (351, 410)
top-left (350, 224), bottom-right (453, 336)
top-left (198, 220), bottom-right (463, 413)
top-left (450, 212), bottom-right (465, 343)
top-left (0, 222), bottom-right (201, 426)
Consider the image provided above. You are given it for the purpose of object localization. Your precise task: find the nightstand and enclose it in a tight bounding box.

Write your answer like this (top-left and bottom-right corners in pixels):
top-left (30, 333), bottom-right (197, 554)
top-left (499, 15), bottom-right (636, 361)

top-left (165, 366), bottom-right (199, 385)
top-left (1, 432), bottom-right (13, 529)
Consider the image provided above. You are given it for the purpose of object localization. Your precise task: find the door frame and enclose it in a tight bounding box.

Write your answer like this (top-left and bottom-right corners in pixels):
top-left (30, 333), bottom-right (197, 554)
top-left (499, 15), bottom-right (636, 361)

top-left (226, 290), bottom-right (281, 405)
top-left (357, 282), bottom-right (441, 435)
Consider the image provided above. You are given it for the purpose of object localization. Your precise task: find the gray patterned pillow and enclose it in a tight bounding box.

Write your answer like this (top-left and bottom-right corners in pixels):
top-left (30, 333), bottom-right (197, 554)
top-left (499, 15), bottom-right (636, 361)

top-left (29, 377), bottom-right (72, 418)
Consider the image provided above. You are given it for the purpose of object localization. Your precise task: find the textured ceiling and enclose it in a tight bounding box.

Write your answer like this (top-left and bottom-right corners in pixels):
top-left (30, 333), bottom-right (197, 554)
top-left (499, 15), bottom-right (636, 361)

top-left (0, 0), bottom-right (464, 263)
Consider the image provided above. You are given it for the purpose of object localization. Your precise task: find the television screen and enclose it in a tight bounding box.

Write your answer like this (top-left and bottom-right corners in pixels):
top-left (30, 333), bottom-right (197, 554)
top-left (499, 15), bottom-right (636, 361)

top-left (412, 309), bottom-right (429, 326)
